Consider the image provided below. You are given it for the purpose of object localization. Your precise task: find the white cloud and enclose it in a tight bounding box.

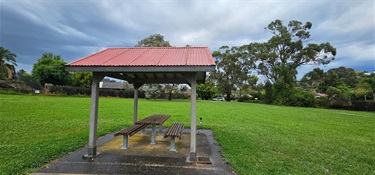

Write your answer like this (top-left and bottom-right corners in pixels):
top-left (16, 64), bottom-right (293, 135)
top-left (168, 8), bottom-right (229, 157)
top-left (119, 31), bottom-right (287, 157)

top-left (339, 44), bottom-right (375, 61)
top-left (316, 2), bottom-right (374, 36)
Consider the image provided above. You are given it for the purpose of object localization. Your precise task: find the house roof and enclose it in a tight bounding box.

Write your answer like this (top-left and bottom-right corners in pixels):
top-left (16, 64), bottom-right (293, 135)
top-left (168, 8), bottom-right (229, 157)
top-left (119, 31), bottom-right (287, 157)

top-left (65, 47), bottom-right (215, 84)
top-left (314, 92), bottom-right (328, 97)
top-left (99, 81), bottom-right (125, 90)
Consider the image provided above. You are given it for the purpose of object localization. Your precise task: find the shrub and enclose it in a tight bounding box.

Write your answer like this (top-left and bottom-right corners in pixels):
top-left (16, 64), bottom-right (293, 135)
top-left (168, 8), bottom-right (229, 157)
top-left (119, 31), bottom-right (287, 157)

top-left (315, 96), bottom-right (329, 108)
top-left (238, 95), bottom-right (251, 102)
top-left (286, 89), bottom-right (316, 107)
top-left (273, 88), bottom-right (316, 107)
top-left (245, 99), bottom-right (264, 103)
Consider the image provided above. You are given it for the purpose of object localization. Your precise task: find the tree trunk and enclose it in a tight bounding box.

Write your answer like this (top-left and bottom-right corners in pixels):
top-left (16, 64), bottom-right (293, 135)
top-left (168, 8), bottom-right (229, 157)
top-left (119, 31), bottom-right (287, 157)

top-left (226, 89), bottom-right (231, 102)
top-left (239, 88), bottom-right (242, 99)
top-left (168, 90), bottom-right (172, 101)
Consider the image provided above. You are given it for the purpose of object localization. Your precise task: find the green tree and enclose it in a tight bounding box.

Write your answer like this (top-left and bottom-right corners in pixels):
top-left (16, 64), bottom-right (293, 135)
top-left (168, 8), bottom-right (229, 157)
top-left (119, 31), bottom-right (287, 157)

top-left (329, 66), bottom-right (358, 88)
top-left (32, 52), bottom-right (71, 86)
top-left (211, 46), bottom-right (256, 101)
top-left (238, 75), bottom-right (258, 98)
top-left (142, 84), bottom-right (161, 100)
top-left (354, 83), bottom-right (373, 100)
top-left (363, 76), bottom-right (375, 98)
top-left (71, 72), bottom-right (92, 88)
top-left (135, 34), bottom-right (172, 99)
top-left (135, 34), bottom-right (171, 47)
top-left (17, 69), bottom-right (28, 76)
top-left (317, 67), bottom-right (359, 93)
top-left (326, 85), bottom-right (353, 106)
top-left (250, 20), bottom-right (336, 99)
top-left (264, 80), bottom-right (275, 104)
top-left (318, 69), bottom-right (341, 93)
top-left (300, 68), bottom-right (325, 91)
top-left (16, 69), bottom-right (42, 90)
top-left (163, 84), bottom-right (178, 101)
top-left (197, 81), bottom-right (217, 100)
top-left (0, 46), bottom-right (17, 79)
top-left (355, 75), bottom-right (375, 100)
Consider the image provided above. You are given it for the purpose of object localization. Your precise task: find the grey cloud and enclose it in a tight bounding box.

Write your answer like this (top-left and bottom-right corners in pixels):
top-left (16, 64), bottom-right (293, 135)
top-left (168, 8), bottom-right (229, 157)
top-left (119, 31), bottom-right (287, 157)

top-left (0, 0), bottom-right (373, 76)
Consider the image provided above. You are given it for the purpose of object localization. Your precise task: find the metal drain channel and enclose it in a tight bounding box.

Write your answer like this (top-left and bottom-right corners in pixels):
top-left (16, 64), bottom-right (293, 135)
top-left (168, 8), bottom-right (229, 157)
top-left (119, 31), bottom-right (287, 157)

top-left (197, 157), bottom-right (211, 164)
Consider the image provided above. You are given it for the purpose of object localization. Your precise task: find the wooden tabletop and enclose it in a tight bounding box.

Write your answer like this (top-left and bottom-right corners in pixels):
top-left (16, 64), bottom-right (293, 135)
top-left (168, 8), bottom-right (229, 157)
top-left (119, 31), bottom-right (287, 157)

top-left (135, 114), bottom-right (171, 125)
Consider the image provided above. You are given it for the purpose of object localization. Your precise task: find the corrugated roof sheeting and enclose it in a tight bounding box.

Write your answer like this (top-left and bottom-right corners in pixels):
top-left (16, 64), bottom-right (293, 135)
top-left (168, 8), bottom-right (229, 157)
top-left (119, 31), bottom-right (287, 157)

top-left (67, 47), bottom-right (215, 67)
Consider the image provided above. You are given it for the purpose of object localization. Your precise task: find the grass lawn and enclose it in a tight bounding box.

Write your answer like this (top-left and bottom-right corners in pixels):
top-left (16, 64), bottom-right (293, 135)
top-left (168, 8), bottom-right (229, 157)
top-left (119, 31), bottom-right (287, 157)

top-left (0, 94), bottom-right (374, 174)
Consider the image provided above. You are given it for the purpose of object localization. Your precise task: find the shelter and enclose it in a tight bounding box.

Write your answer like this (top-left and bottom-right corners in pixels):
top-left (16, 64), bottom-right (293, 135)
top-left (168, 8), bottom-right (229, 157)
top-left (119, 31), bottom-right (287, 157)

top-left (65, 47), bottom-right (215, 161)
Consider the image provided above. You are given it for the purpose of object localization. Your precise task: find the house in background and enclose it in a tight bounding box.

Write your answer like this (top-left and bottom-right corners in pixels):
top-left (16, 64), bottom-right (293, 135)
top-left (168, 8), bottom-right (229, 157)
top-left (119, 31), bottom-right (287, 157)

top-left (99, 81), bottom-right (133, 90)
top-left (314, 92), bottom-right (328, 98)
top-left (363, 70), bottom-right (375, 76)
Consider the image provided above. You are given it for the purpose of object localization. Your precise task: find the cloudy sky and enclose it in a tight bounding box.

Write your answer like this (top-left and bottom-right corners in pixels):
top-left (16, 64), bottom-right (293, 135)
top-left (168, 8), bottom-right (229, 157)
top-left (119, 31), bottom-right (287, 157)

top-left (1, 0), bottom-right (374, 81)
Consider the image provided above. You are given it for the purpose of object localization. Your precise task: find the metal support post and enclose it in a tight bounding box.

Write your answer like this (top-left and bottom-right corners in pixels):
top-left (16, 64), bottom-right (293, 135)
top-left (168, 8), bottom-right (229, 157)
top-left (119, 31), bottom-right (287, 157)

top-left (122, 135), bottom-right (129, 149)
top-left (169, 136), bottom-right (176, 152)
top-left (189, 73), bottom-right (197, 161)
top-left (133, 83), bottom-right (143, 125)
top-left (159, 124), bottom-right (163, 135)
top-left (85, 72), bottom-right (104, 158)
top-left (142, 128), bottom-right (146, 135)
top-left (151, 125), bottom-right (156, 144)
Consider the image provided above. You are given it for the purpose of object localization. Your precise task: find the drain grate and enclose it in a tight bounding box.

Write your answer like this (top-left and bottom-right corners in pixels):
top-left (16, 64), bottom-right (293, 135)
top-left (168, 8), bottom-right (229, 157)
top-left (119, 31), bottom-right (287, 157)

top-left (197, 157), bottom-right (211, 164)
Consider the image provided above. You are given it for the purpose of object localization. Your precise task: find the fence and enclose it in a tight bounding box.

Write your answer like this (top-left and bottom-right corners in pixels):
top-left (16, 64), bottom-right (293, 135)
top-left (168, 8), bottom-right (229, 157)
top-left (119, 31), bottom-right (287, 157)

top-left (351, 101), bottom-right (375, 112)
top-left (331, 101), bottom-right (375, 112)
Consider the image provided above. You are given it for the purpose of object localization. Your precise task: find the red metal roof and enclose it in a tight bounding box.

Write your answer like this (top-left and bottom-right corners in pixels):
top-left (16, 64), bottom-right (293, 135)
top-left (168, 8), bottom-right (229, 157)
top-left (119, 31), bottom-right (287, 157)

top-left (67, 47), bottom-right (215, 67)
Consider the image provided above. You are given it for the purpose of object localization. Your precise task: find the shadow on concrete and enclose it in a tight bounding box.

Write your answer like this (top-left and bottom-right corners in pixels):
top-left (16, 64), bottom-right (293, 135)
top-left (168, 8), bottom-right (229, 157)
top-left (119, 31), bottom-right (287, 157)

top-left (32, 129), bottom-right (235, 175)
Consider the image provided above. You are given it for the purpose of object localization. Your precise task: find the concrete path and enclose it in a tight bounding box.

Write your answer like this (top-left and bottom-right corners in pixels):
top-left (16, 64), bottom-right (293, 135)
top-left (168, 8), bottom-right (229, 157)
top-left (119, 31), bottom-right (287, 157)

top-left (32, 129), bottom-right (235, 175)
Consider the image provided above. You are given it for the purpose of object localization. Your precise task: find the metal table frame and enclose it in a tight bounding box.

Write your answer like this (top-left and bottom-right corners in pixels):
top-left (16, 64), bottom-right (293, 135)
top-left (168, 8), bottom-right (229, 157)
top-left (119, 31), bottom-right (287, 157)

top-left (135, 114), bottom-right (171, 144)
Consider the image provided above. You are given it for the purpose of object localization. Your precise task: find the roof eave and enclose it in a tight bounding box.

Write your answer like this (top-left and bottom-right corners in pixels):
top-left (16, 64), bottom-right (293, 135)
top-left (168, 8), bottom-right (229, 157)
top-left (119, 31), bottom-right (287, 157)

top-left (65, 65), bottom-right (216, 72)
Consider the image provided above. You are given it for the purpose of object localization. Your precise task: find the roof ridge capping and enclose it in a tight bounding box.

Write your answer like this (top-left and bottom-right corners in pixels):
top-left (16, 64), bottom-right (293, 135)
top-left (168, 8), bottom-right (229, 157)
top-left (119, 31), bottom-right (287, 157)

top-left (106, 46), bottom-right (208, 49)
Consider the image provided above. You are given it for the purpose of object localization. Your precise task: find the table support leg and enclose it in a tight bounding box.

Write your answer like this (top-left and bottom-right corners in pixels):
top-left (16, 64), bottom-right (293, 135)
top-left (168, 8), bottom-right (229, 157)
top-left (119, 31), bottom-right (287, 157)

top-left (169, 136), bottom-right (176, 152)
top-left (151, 125), bottom-right (156, 144)
top-left (159, 124), bottom-right (163, 135)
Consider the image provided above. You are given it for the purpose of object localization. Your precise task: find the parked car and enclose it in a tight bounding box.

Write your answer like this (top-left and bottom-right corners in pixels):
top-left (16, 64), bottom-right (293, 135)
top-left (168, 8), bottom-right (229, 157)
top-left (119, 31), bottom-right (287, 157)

top-left (213, 97), bottom-right (225, 101)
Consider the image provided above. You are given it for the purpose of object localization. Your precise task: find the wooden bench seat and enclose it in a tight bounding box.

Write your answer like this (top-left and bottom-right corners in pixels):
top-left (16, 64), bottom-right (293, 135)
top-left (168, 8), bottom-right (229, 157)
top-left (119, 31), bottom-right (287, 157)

top-left (114, 124), bottom-right (147, 149)
top-left (164, 122), bottom-right (184, 151)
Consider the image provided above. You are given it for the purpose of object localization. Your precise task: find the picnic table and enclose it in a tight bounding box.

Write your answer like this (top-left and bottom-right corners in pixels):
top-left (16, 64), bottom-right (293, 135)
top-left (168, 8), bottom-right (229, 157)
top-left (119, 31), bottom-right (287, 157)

top-left (135, 114), bottom-right (171, 144)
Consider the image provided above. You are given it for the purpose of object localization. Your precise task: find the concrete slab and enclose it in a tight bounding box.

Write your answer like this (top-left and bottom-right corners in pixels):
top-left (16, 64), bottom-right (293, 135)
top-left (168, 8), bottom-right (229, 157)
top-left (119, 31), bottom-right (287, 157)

top-left (32, 129), bottom-right (235, 175)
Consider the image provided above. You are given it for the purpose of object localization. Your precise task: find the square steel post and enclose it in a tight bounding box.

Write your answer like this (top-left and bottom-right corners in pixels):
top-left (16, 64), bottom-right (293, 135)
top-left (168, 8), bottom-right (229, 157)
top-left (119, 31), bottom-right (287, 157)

top-left (185, 73), bottom-right (197, 161)
top-left (169, 136), bottom-right (176, 152)
top-left (85, 72), bottom-right (104, 158)
top-left (141, 127), bottom-right (146, 135)
top-left (133, 83), bottom-right (142, 125)
top-left (159, 124), bottom-right (163, 135)
top-left (122, 135), bottom-right (129, 149)
top-left (133, 88), bottom-right (138, 124)
top-left (151, 125), bottom-right (156, 144)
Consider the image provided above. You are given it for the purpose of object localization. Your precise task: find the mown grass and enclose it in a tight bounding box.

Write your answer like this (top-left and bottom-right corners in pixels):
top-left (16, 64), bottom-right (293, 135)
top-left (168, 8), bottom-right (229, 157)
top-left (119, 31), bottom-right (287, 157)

top-left (0, 94), bottom-right (374, 174)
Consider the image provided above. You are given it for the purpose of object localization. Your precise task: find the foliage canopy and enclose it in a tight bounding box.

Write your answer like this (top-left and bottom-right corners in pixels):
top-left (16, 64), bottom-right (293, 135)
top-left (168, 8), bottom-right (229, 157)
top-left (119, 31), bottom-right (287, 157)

top-left (135, 34), bottom-right (171, 47)
top-left (32, 52), bottom-right (71, 86)
top-left (211, 46), bottom-right (257, 101)
top-left (0, 46), bottom-right (17, 79)
top-left (249, 20), bottom-right (336, 91)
